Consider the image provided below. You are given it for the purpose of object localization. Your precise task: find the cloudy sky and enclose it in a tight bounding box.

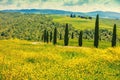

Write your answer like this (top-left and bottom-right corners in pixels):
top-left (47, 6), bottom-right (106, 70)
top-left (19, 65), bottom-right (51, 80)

top-left (0, 0), bottom-right (120, 12)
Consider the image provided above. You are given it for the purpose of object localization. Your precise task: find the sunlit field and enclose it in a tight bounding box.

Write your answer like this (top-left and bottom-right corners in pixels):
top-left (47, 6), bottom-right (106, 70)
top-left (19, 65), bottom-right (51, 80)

top-left (52, 15), bottom-right (120, 29)
top-left (0, 39), bottom-right (120, 80)
top-left (0, 0), bottom-right (120, 79)
top-left (57, 39), bottom-right (120, 48)
top-left (52, 15), bottom-right (120, 35)
top-left (0, 12), bottom-right (120, 80)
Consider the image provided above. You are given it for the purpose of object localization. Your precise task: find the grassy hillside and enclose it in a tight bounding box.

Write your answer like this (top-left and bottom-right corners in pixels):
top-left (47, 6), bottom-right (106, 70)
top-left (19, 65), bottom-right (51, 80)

top-left (52, 15), bottom-right (120, 34)
top-left (51, 15), bottom-right (120, 44)
top-left (0, 12), bottom-right (120, 46)
top-left (57, 39), bottom-right (120, 49)
top-left (52, 15), bottom-right (120, 30)
top-left (0, 39), bottom-right (120, 80)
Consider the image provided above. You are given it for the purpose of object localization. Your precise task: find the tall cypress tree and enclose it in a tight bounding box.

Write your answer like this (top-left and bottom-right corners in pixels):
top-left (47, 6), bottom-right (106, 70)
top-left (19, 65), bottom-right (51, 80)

top-left (71, 32), bottom-right (74, 39)
top-left (41, 33), bottom-right (44, 41)
top-left (53, 27), bottom-right (57, 45)
top-left (79, 31), bottom-right (83, 46)
top-left (46, 31), bottom-right (49, 43)
top-left (50, 31), bottom-right (52, 42)
top-left (94, 14), bottom-right (99, 48)
top-left (64, 23), bottom-right (69, 46)
top-left (43, 30), bottom-right (47, 42)
top-left (60, 33), bottom-right (62, 40)
top-left (112, 24), bottom-right (116, 47)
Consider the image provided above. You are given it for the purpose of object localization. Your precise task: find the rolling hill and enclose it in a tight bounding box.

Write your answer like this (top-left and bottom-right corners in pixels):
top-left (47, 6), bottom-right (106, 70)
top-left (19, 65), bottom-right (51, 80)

top-left (1, 9), bottom-right (120, 19)
top-left (0, 9), bottom-right (120, 80)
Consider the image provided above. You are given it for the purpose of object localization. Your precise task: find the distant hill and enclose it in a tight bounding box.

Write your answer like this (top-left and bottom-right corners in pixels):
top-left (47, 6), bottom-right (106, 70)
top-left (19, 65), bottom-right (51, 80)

top-left (1, 9), bottom-right (120, 19)
top-left (87, 11), bottom-right (120, 19)
top-left (1, 9), bottom-right (78, 15)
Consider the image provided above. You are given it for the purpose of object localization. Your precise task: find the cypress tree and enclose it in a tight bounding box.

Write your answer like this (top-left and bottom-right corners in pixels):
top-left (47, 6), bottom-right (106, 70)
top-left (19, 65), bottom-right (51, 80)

top-left (46, 31), bottom-right (49, 43)
top-left (41, 34), bottom-right (44, 41)
top-left (71, 32), bottom-right (74, 39)
top-left (79, 31), bottom-right (83, 46)
top-left (94, 14), bottom-right (99, 48)
top-left (60, 33), bottom-right (62, 40)
top-left (112, 24), bottom-right (116, 47)
top-left (43, 30), bottom-right (47, 42)
top-left (53, 27), bottom-right (57, 45)
top-left (64, 23), bottom-right (69, 46)
top-left (50, 31), bottom-right (52, 42)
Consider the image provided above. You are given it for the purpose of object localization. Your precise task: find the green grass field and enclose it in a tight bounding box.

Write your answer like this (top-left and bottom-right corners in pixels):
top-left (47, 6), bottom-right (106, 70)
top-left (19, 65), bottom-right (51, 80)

top-left (57, 39), bottom-right (111, 48)
top-left (52, 15), bottom-right (120, 35)
top-left (52, 15), bottom-right (120, 29)
top-left (0, 39), bottom-right (120, 80)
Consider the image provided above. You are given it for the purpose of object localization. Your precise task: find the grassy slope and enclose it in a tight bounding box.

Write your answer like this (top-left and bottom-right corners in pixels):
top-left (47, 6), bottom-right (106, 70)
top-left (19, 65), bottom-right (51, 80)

top-left (58, 39), bottom-right (101, 48)
top-left (51, 15), bottom-right (120, 48)
top-left (0, 40), bottom-right (120, 80)
top-left (52, 15), bottom-right (120, 35)
top-left (57, 39), bottom-right (120, 49)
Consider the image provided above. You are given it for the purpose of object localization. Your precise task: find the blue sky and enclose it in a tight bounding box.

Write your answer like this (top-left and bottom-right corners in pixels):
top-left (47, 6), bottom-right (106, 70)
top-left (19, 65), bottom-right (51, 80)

top-left (0, 0), bottom-right (120, 12)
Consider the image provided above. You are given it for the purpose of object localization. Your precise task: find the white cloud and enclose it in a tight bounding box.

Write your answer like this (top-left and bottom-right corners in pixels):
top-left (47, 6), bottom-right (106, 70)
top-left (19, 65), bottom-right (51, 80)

top-left (0, 0), bottom-right (120, 12)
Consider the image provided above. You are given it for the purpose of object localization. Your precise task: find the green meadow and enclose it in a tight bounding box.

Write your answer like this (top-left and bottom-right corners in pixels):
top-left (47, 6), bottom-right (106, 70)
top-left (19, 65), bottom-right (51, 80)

top-left (50, 15), bottom-right (120, 48)
top-left (52, 15), bottom-right (120, 29)
top-left (52, 15), bottom-right (120, 35)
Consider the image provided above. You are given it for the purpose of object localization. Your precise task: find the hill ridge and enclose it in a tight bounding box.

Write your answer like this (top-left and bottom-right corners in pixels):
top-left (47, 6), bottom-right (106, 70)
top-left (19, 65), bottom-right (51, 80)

top-left (1, 9), bottom-right (120, 19)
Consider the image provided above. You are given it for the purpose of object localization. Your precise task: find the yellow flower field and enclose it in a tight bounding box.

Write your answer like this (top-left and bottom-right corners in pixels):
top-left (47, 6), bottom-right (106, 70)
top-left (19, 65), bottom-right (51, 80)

top-left (0, 39), bottom-right (120, 80)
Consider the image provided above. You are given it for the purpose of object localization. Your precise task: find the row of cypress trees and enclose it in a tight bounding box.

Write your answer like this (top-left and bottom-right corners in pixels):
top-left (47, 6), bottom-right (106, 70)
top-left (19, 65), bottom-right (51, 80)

top-left (94, 14), bottom-right (117, 48)
top-left (43, 14), bottom-right (117, 48)
top-left (43, 23), bottom-right (70, 46)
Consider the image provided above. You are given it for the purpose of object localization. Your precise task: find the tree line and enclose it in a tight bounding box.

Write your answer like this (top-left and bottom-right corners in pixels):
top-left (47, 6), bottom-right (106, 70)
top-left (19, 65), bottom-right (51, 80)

top-left (0, 12), bottom-right (118, 47)
top-left (70, 13), bottom-right (92, 20)
top-left (43, 14), bottom-right (117, 48)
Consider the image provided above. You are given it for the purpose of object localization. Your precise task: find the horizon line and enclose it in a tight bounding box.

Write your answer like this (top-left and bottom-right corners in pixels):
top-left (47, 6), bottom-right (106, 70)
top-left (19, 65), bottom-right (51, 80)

top-left (0, 8), bottom-right (120, 13)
